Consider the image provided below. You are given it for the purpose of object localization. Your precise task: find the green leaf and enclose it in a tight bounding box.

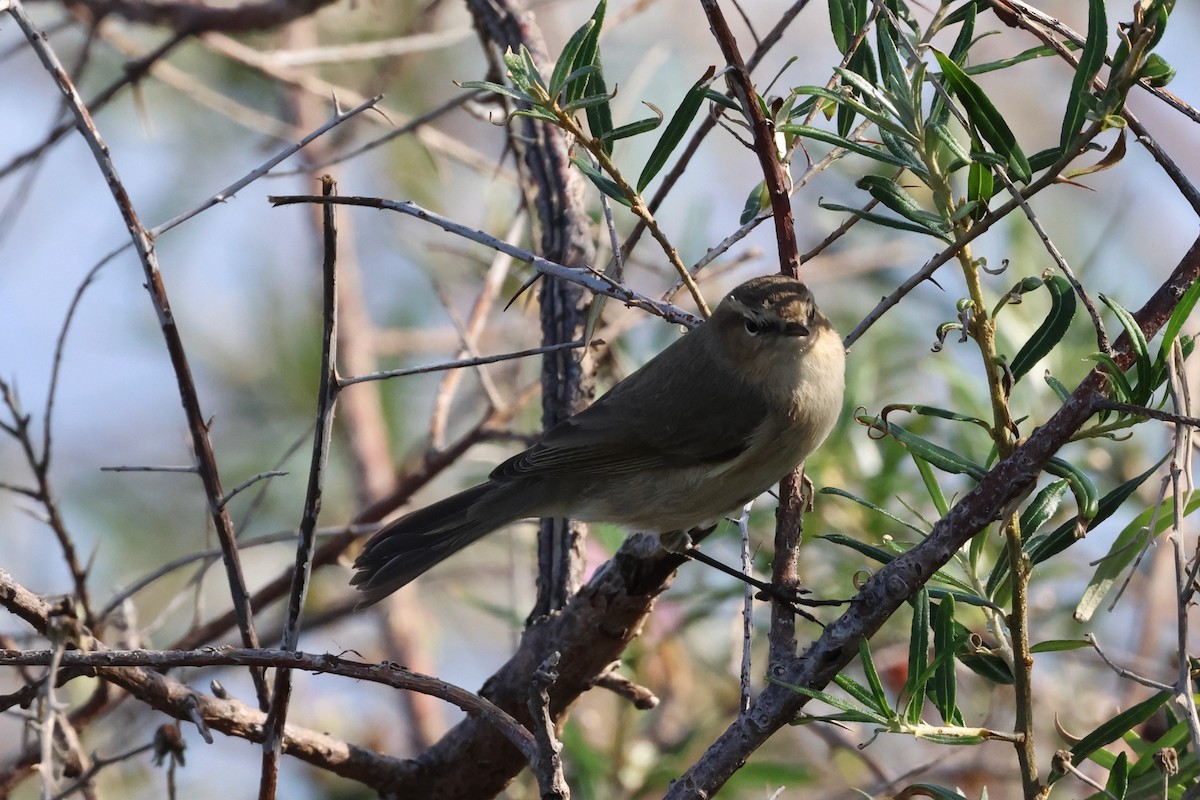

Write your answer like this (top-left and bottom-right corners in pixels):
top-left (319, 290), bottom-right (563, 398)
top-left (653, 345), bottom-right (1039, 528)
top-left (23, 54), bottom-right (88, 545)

top-left (1045, 456), bottom-right (1099, 528)
top-left (1074, 489), bottom-right (1200, 623)
top-left (549, 19), bottom-right (596, 99)
top-left (904, 588), bottom-right (931, 725)
top-left (1060, 0), bottom-right (1107, 150)
top-left (1048, 691), bottom-right (1170, 784)
top-left (858, 639), bottom-right (895, 721)
top-left (856, 175), bottom-right (950, 233)
top-left (893, 785), bottom-right (969, 800)
top-left (638, 68), bottom-right (714, 191)
top-left (1100, 294), bottom-right (1152, 403)
top-left (1029, 638), bottom-right (1091, 653)
top-left (1027, 457), bottom-right (1164, 568)
top-left (828, 0), bottom-right (853, 54)
top-left (1150, 275), bottom-right (1200, 385)
top-left (820, 487), bottom-right (928, 534)
top-left (882, 404), bottom-right (992, 431)
top-left (946, 1), bottom-right (975, 65)
top-left (1009, 275), bottom-right (1076, 384)
top-left (819, 201), bottom-right (954, 242)
top-left (1086, 351), bottom-right (1137, 404)
top-left (933, 50), bottom-right (1032, 182)
top-left (456, 79), bottom-right (536, 104)
top-left (856, 413), bottom-right (986, 480)
top-left (958, 650), bottom-right (1013, 685)
top-left (571, 156), bottom-right (630, 206)
top-left (779, 124), bottom-right (927, 173)
top-left (1044, 373), bottom-right (1072, 402)
top-left (988, 479), bottom-right (1070, 602)
top-left (772, 680), bottom-right (889, 723)
top-left (964, 43), bottom-right (1072, 76)
top-left (1106, 751), bottom-right (1129, 799)
top-left (572, 1), bottom-right (613, 148)
top-left (1019, 479), bottom-right (1069, 538)
top-left (930, 595), bottom-right (962, 725)
top-left (598, 111), bottom-right (662, 143)
top-left (739, 180), bottom-right (769, 225)
top-left (833, 672), bottom-right (887, 714)
top-left (914, 456), bottom-right (951, 518)
top-left (820, 532), bottom-right (896, 565)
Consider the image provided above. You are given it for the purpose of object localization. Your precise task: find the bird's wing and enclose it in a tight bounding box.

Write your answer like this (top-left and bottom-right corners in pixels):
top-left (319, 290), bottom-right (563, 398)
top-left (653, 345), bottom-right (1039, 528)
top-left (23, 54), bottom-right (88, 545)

top-left (491, 334), bottom-right (769, 480)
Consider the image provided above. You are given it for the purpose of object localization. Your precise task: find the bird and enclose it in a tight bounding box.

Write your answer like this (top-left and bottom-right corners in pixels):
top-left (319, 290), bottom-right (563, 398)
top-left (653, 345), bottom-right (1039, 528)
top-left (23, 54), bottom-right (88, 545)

top-left (351, 274), bottom-right (846, 607)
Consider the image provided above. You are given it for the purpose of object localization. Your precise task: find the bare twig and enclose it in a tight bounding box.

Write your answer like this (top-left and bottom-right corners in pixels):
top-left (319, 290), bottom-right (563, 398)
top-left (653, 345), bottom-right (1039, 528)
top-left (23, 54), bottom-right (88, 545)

top-left (269, 194), bottom-right (701, 326)
top-left (7, 0), bottom-right (269, 708)
top-left (261, 177), bottom-right (342, 797)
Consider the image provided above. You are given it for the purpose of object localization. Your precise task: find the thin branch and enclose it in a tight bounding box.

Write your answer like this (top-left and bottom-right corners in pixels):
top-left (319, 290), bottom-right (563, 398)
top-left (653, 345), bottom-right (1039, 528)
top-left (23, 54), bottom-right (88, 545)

top-left (340, 340), bottom-right (588, 388)
top-left (7, 0), bottom-right (269, 708)
top-left (268, 194), bottom-right (702, 326)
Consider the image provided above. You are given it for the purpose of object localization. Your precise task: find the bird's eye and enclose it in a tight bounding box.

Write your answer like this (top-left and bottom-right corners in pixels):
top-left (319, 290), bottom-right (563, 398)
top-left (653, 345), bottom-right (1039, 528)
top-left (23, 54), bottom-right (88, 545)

top-left (743, 317), bottom-right (761, 335)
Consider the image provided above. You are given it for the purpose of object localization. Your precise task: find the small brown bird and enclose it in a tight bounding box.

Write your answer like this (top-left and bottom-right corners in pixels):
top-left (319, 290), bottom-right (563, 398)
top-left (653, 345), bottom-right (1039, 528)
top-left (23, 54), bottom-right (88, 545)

top-left (352, 275), bottom-right (846, 606)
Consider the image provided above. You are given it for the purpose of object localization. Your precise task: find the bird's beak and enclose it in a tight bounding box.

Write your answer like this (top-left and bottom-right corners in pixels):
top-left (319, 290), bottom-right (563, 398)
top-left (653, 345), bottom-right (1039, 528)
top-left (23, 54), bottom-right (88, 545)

top-left (782, 322), bottom-right (810, 337)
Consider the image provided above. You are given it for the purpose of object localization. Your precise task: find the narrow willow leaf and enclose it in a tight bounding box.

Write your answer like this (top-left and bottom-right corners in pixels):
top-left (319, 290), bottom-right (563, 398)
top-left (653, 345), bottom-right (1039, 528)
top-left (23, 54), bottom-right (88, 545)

top-left (1106, 752), bottom-right (1129, 799)
top-left (571, 156), bottom-right (630, 206)
top-left (820, 487), bottom-right (928, 534)
top-left (1010, 275), bottom-right (1076, 384)
top-left (933, 50), bottom-right (1032, 182)
top-left (990, 480), bottom-right (1072, 604)
top-left (772, 680), bottom-right (888, 721)
top-left (904, 588), bottom-right (931, 725)
top-left (457, 79), bottom-right (536, 103)
top-left (1151, 274), bottom-right (1200, 382)
top-left (573, 0), bottom-right (612, 148)
top-left (1074, 491), bottom-right (1200, 622)
top-left (913, 456), bottom-right (950, 518)
top-left (856, 175), bottom-right (950, 233)
top-left (883, 404), bottom-right (992, 430)
top-left (967, 160), bottom-right (994, 207)
top-left (834, 673), bottom-right (885, 713)
top-left (958, 650), bottom-right (1013, 685)
top-left (1029, 638), bottom-right (1091, 653)
top-left (858, 640), bottom-right (895, 721)
top-left (875, 16), bottom-right (906, 100)
top-left (599, 113), bottom-right (662, 143)
top-left (560, 89), bottom-right (611, 114)
top-left (857, 413), bottom-right (986, 480)
top-left (819, 201), bottom-right (954, 242)
top-left (964, 44), bottom-right (1069, 76)
top-left (739, 180), bottom-right (768, 225)
top-left (1100, 294), bottom-right (1152, 402)
top-left (638, 67), bottom-right (714, 191)
top-left (1044, 373), bottom-right (1072, 402)
top-left (549, 19), bottom-right (595, 98)
top-left (1086, 351), bottom-right (1137, 403)
top-left (820, 533), bottom-right (896, 564)
top-left (779, 124), bottom-right (924, 172)
top-left (1048, 691), bottom-right (1171, 784)
top-left (931, 122), bottom-right (971, 167)
top-left (1045, 456), bottom-right (1099, 525)
top-left (1060, 0), bottom-right (1107, 150)
top-left (828, 0), bottom-right (852, 54)
top-left (946, 1), bottom-right (975, 64)
top-left (894, 785), bottom-right (969, 800)
top-left (1027, 457), bottom-right (1164, 567)
top-left (930, 595), bottom-right (961, 725)
top-left (1019, 480), bottom-right (1069, 537)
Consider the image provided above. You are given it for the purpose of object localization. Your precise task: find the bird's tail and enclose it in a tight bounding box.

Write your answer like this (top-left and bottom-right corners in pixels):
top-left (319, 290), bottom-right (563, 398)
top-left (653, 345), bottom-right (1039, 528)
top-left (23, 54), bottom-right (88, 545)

top-left (351, 481), bottom-right (524, 607)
